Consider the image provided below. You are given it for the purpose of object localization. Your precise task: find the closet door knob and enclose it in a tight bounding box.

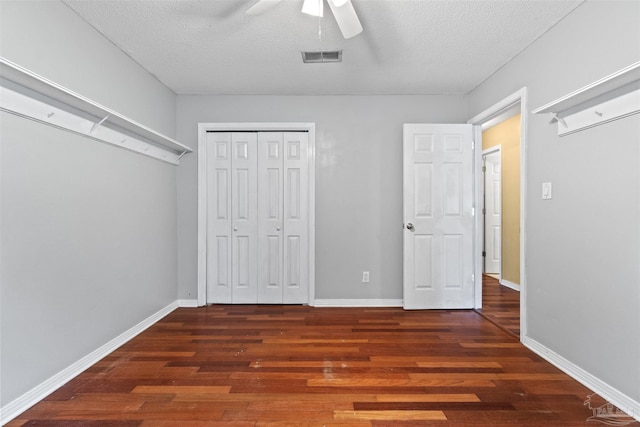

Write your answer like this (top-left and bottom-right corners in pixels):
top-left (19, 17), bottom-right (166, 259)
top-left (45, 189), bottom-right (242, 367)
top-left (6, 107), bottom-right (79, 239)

top-left (276, 226), bottom-right (281, 231)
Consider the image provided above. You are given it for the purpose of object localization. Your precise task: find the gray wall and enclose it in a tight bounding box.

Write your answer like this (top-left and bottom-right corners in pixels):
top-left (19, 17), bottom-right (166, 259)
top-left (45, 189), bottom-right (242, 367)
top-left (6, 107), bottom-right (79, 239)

top-left (469, 1), bottom-right (640, 403)
top-left (176, 95), bottom-right (468, 301)
top-left (0, 1), bottom-right (179, 406)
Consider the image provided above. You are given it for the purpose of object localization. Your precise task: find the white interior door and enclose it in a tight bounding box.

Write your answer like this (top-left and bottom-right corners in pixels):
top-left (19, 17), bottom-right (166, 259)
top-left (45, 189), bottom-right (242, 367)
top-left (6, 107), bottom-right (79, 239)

top-left (483, 149), bottom-right (501, 275)
top-left (207, 131), bottom-right (308, 304)
top-left (403, 124), bottom-right (475, 309)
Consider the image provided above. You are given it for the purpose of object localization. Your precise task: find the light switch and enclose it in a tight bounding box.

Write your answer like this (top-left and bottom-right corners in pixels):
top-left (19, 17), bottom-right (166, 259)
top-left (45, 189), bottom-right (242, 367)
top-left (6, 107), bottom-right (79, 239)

top-left (542, 182), bottom-right (553, 200)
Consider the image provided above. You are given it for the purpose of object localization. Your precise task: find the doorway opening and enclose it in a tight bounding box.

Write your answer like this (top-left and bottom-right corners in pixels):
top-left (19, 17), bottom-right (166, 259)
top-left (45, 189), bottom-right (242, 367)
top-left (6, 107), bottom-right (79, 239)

top-left (482, 146), bottom-right (502, 279)
top-left (468, 88), bottom-right (527, 339)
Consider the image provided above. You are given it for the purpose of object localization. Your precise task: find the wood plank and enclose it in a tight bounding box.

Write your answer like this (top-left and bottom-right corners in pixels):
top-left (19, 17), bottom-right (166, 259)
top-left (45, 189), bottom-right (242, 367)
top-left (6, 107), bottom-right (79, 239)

top-left (375, 394), bottom-right (480, 403)
top-left (459, 342), bottom-right (523, 348)
top-left (407, 373), bottom-right (568, 381)
top-left (258, 422), bottom-right (371, 427)
top-left (333, 410), bottom-right (447, 420)
top-left (307, 378), bottom-right (497, 387)
top-left (415, 361), bottom-right (502, 368)
top-left (140, 422), bottom-right (253, 427)
top-left (131, 386), bottom-right (232, 394)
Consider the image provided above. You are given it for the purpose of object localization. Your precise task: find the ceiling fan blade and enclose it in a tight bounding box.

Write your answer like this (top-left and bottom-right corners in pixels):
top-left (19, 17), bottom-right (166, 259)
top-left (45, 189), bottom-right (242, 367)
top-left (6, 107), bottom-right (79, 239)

top-left (327, 0), bottom-right (363, 39)
top-left (246, 0), bottom-right (283, 16)
top-left (302, 0), bottom-right (323, 17)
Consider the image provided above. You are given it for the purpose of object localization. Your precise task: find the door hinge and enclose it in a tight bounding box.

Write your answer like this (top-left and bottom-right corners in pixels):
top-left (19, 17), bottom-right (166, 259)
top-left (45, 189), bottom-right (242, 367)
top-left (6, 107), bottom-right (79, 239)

top-left (482, 208), bottom-right (486, 215)
top-left (472, 274), bottom-right (475, 283)
top-left (482, 165), bottom-right (486, 173)
top-left (471, 140), bottom-right (475, 150)
top-left (471, 207), bottom-right (475, 216)
top-left (482, 251), bottom-right (486, 257)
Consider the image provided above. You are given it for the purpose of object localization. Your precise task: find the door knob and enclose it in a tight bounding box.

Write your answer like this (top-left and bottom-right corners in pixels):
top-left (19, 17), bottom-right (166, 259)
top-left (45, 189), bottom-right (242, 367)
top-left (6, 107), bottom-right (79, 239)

top-left (406, 223), bottom-right (414, 231)
top-left (233, 226), bottom-right (238, 231)
top-left (276, 226), bottom-right (281, 231)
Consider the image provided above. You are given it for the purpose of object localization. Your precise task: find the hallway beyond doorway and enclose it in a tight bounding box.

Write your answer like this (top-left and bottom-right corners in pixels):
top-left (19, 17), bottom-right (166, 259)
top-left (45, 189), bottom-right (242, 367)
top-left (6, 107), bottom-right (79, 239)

top-left (477, 274), bottom-right (520, 337)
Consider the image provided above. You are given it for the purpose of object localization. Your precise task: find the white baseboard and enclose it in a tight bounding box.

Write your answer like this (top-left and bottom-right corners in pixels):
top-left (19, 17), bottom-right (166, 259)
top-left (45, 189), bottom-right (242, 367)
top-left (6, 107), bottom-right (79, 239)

top-left (500, 279), bottom-right (520, 291)
top-left (313, 299), bottom-right (403, 307)
top-left (178, 299), bottom-right (199, 307)
top-left (522, 336), bottom-right (640, 422)
top-left (0, 301), bottom-right (179, 425)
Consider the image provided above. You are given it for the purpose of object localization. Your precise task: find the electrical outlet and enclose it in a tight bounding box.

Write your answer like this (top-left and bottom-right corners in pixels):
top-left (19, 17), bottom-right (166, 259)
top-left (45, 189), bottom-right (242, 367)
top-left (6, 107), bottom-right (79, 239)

top-left (362, 271), bottom-right (370, 283)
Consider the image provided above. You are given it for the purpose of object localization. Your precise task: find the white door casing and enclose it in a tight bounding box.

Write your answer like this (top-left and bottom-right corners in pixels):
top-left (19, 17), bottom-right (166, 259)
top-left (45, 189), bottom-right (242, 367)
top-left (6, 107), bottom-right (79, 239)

top-left (467, 86), bottom-right (527, 334)
top-left (483, 148), bottom-right (501, 275)
top-left (403, 124), bottom-right (475, 310)
top-left (198, 123), bottom-right (315, 307)
top-left (203, 129), bottom-right (311, 304)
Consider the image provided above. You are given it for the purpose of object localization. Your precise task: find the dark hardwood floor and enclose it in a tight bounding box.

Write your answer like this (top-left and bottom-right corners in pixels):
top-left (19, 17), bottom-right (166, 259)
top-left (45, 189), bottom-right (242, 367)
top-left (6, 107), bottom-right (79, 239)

top-left (477, 275), bottom-right (520, 337)
top-left (8, 305), bottom-right (636, 426)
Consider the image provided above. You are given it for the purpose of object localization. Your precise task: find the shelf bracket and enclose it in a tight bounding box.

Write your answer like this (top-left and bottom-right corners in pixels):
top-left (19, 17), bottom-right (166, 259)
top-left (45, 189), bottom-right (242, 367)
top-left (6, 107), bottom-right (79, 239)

top-left (549, 113), bottom-right (568, 128)
top-left (90, 115), bottom-right (110, 133)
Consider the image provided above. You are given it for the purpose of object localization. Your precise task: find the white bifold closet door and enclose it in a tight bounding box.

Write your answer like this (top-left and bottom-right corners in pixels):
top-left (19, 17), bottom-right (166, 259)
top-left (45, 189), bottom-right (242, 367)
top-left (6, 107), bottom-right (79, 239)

top-left (206, 131), bottom-right (309, 304)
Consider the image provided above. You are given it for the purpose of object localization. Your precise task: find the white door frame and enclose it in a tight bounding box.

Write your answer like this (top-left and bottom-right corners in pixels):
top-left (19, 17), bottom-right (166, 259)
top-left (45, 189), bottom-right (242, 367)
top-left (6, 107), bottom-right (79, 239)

top-left (197, 122), bottom-right (316, 307)
top-left (482, 145), bottom-right (502, 278)
top-left (468, 87), bottom-right (528, 339)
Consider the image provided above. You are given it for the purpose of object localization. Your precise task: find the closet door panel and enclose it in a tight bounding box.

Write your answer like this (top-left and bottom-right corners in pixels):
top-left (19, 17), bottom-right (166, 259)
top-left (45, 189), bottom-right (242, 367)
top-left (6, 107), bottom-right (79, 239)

top-left (206, 132), bottom-right (232, 304)
top-left (258, 132), bottom-right (284, 303)
top-left (231, 132), bottom-right (258, 303)
top-left (283, 132), bottom-right (309, 304)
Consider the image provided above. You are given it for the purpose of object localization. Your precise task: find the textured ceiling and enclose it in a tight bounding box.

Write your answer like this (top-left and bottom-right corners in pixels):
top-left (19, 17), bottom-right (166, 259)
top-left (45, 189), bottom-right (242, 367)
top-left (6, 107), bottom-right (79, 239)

top-left (62, 0), bottom-right (583, 95)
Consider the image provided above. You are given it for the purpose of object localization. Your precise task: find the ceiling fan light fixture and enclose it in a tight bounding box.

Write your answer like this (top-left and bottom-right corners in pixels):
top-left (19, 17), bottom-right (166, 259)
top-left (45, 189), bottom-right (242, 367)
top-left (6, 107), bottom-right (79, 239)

top-left (326, 0), bottom-right (363, 39)
top-left (329, 0), bottom-right (348, 7)
top-left (246, 0), bottom-right (283, 15)
top-left (302, 0), bottom-right (323, 17)
top-left (247, 0), bottom-right (363, 40)
top-left (301, 50), bottom-right (342, 63)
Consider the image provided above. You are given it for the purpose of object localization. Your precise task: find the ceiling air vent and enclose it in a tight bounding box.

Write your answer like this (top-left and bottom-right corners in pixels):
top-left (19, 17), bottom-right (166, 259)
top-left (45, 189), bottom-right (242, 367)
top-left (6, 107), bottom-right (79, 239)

top-left (301, 50), bottom-right (343, 63)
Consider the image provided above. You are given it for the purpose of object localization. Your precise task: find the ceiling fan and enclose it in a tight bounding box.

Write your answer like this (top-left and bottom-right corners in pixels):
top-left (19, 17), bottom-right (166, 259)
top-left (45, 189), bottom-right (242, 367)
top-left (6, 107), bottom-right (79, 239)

top-left (246, 0), bottom-right (363, 39)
